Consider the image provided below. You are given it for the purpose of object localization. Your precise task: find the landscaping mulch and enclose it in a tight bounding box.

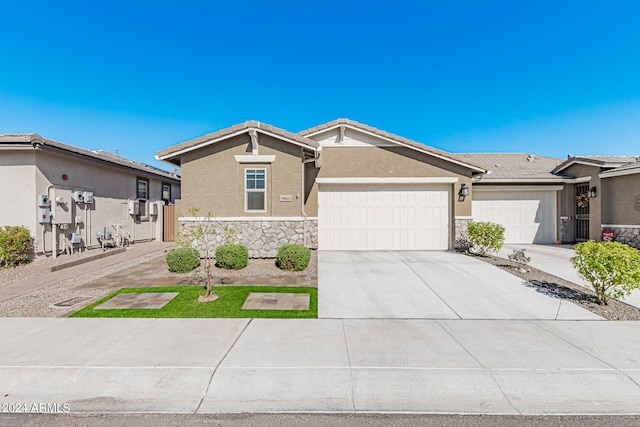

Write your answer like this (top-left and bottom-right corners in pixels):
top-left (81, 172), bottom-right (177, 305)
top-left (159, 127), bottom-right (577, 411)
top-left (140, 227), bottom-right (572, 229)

top-left (468, 252), bottom-right (640, 321)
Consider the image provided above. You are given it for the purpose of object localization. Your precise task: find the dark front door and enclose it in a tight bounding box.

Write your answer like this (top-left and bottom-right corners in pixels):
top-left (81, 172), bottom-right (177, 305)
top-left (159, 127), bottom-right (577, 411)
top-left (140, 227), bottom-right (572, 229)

top-left (575, 184), bottom-right (590, 241)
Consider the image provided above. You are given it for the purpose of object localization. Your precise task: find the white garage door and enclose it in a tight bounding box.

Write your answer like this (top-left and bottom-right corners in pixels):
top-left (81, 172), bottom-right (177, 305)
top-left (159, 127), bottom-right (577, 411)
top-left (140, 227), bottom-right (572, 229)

top-left (318, 183), bottom-right (451, 250)
top-left (472, 189), bottom-right (558, 244)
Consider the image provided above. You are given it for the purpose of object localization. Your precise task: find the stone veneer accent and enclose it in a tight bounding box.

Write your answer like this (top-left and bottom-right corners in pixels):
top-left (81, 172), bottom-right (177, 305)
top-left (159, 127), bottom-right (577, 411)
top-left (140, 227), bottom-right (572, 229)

top-left (454, 218), bottom-right (472, 250)
top-left (601, 225), bottom-right (640, 249)
top-left (179, 218), bottom-right (318, 258)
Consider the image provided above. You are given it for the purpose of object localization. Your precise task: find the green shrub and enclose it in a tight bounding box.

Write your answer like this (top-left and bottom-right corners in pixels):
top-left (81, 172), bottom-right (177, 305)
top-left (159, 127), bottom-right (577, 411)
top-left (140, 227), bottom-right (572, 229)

top-left (571, 240), bottom-right (640, 305)
top-left (277, 244), bottom-right (311, 271)
top-left (166, 247), bottom-right (201, 273)
top-left (215, 244), bottom-right (248, 270)
top-left (508, 248), bottom-right (531, 265)
top-left (0, 226), bottom-right (33, 267)
top-left (467, 221), bottom-right (505, 256)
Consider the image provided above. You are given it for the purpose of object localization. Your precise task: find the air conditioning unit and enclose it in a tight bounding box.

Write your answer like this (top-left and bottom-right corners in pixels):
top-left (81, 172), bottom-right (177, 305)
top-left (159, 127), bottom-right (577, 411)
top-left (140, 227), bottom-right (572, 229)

top-left (72, 191), bottom-right (84, 203)
top-left (149, 202), bottom-right (158, 216)
top-left (128, 200), bottom-right (140, 215)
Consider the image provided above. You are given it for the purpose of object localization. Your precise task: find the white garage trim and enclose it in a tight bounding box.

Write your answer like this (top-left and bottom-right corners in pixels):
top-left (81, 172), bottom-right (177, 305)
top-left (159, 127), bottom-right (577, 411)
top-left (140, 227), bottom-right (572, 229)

top-left (473, 185), bottom-right (563, 192)
top-left (472, 187), bottom-right (559, 244)
top-left (318, 183), bottom-right (451, 250)
top-left (316, 177), bottom-right (458, 184)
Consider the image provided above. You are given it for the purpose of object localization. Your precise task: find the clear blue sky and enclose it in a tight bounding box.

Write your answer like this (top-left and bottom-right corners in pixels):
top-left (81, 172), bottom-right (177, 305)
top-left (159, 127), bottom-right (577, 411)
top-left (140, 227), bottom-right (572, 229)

top-left (2, 1), bottom-right (639, 171)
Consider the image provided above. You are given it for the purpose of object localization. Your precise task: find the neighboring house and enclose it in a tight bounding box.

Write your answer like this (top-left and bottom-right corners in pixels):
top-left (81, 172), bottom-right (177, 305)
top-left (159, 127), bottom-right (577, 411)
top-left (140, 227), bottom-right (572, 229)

top-left (455, 153), bottom-right (566, 245)
top-left (0, 134), bottom-right (181, 257)
top-left (157, 119), bottom-right (640, 256)
top-left (552, 156), bottom-right (640, 248)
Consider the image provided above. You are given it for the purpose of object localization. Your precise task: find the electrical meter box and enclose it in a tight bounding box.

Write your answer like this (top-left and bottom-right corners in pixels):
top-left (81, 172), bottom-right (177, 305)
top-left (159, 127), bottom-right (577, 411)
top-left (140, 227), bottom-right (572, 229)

top-left (38, 208), bottom-right (51, 223)
top-left (149, 202), bottom-right (158, 216)
top-left (51, 189), bottom-right (72, 224)
top-left (69, 233), bottom-right (82, 244)
top-left (38, 194), bottom-right (50, 207)
top-left (129, 200), bottom-right (140, 215)
top-left (82, 191), bottom-right (94, 204)
top-left (72, 191), bottom-right (84, 203)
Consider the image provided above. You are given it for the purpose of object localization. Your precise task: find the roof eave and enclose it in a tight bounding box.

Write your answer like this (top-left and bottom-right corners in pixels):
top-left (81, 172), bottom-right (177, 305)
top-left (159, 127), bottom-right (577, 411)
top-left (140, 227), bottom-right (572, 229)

top-left (157, 126), bottom-right (319, 164)
top-left (599, 167), bottom-right (640, 178)
top-left (302, 122), bottom-right (487, 175)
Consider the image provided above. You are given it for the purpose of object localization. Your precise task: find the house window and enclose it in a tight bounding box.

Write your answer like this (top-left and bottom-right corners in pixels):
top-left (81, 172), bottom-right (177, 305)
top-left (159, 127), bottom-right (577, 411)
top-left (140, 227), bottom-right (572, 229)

top-left (162, 183), bottom-right (171, 203)
top-left (245, 169), bottom-right (266, 212)
top-left (137, 177), bottom-right (149, 217)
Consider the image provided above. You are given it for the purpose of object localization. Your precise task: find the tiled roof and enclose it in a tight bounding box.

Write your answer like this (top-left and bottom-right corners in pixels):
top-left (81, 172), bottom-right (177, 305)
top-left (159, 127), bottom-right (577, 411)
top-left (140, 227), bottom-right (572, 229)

top-left (299, 118), bottom-right (486, 173)
top-left (453, 153), bottom-right (563, 180)
top-left (551, 155), bottom-right (639, 174)
top-left (157, 121), bottom-right (319, 162)
top-left (0, 134), bottom-right (180, 181)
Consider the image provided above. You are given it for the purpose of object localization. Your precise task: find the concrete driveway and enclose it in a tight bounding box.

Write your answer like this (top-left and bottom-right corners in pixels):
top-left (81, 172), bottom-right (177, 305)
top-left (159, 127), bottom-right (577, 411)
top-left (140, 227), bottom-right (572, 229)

top-left (318, 251), bottom-right (601, 320)
top-left (498, 244), bottom-right (640, 309)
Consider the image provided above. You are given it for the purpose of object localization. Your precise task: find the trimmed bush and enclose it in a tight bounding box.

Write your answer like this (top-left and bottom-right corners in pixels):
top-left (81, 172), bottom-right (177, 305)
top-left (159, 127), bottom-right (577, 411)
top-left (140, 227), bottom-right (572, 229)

top-left (467, 221), bottom-right (505, 256)
top-left (508, 248), bottom-right (531, 266)
top-left (276, 244), bottom-right (311, 271)
top-left (215, 244), bottom-right (248, 270)
top-left (166, 247), bottom-right (201, 273)
top-left (0, 226), bottom-right (33, 267)
top-left (571, 240), bottom-right (640, 305)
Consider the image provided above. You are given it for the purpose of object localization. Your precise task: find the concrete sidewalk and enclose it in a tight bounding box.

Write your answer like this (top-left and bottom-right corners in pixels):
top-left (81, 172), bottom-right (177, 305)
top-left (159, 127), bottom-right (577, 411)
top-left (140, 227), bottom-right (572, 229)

top-left (2, 318), bottom-right (640, 415)
top-left (0, 241), bottom-right (173, 303)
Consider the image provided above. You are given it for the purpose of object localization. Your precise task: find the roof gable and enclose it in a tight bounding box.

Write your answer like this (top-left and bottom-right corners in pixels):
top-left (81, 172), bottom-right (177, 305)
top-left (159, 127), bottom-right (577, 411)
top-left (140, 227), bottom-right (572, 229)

top-left (299, 118), bottom-right (486, 175)
top-left (157, 121), bottom-right (319, 166)
top-left (551, 156), bottom-right (638, 174)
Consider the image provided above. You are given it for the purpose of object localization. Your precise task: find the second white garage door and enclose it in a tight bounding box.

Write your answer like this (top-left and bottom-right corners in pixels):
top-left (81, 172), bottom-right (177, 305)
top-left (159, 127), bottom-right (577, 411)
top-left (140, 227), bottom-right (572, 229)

top-left (472, 188), bottom-right (558, 244)
top-left (318, 183), bottom-right (451, 250)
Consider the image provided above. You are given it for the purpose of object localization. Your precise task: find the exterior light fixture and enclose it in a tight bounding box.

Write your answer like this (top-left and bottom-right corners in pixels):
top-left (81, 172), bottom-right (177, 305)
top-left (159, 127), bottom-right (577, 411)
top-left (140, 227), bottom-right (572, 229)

top-left (588, 187), bottom-right (597, 198)
top-left (458, 183), bottom-right (469, 201)
top-left (459, 183), bottom-right (469, 197)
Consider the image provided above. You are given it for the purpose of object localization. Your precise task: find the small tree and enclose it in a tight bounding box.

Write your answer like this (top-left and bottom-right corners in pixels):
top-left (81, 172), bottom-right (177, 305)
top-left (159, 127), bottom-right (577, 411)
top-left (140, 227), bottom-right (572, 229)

top-left (466, 221), bottom-right (505, 256)
top-left (571, 240), bottom-right (640, 305)
top-left (177, 207), bottom-right (218, 302)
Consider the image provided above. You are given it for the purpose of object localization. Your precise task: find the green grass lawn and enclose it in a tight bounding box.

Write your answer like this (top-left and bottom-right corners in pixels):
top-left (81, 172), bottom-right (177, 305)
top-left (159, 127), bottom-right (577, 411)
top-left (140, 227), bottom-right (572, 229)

top-left (70, 286), bottom-right (317, 318)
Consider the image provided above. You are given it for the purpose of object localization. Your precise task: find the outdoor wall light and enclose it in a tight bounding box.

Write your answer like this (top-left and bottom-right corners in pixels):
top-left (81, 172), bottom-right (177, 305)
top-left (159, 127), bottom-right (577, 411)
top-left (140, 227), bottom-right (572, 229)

top-left (458, 183), bottom-right (469, 201)
top-left (588, 187), bottom-right (597, 198)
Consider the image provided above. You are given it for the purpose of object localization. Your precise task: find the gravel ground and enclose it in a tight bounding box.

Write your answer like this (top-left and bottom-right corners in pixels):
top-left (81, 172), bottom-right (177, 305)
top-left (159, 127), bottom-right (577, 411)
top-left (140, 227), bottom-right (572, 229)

top-left (470, 252), bottom-right (640, 321)
top-left (0, 249), bottom-right (170, 318)
top-left (0, 247), bottom-right (317, 318)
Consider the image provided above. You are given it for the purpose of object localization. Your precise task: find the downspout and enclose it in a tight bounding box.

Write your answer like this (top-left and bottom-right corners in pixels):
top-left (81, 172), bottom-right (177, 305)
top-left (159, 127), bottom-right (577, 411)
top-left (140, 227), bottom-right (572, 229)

top-left (45, 185), bottom-right (56, 259)
top-left (301, 147), bottom-right (321, 246)
top-left (301, 158), bottom-right (314, 246)
top-left (42, 185), bottom-right (56, 256)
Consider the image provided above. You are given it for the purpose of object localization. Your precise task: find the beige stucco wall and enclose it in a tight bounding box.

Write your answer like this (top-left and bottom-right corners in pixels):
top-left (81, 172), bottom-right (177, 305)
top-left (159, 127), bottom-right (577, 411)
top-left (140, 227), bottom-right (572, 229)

top-left (0, 151), bottom-right (38, 233)
top-left (601, 174), bottom-right (640, 225)
top-left (21, 150), bottom-right (178, 254)
top-left (304, 146), bottom-right (472, 217)
top-left (179, 133), bottom-right (304, 217)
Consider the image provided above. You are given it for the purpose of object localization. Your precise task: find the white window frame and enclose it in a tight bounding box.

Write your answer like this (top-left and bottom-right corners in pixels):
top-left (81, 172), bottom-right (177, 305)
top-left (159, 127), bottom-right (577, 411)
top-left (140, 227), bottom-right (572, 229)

top-left (136, 177), bottom-right (149, 220)
top-left (245, 168), bottom-right (267, 213)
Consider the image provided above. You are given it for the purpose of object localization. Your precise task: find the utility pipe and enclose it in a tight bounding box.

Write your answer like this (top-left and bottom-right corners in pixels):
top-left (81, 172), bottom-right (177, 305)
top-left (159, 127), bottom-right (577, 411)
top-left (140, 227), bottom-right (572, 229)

top-left (301, 156), bottom-right (318, 247)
